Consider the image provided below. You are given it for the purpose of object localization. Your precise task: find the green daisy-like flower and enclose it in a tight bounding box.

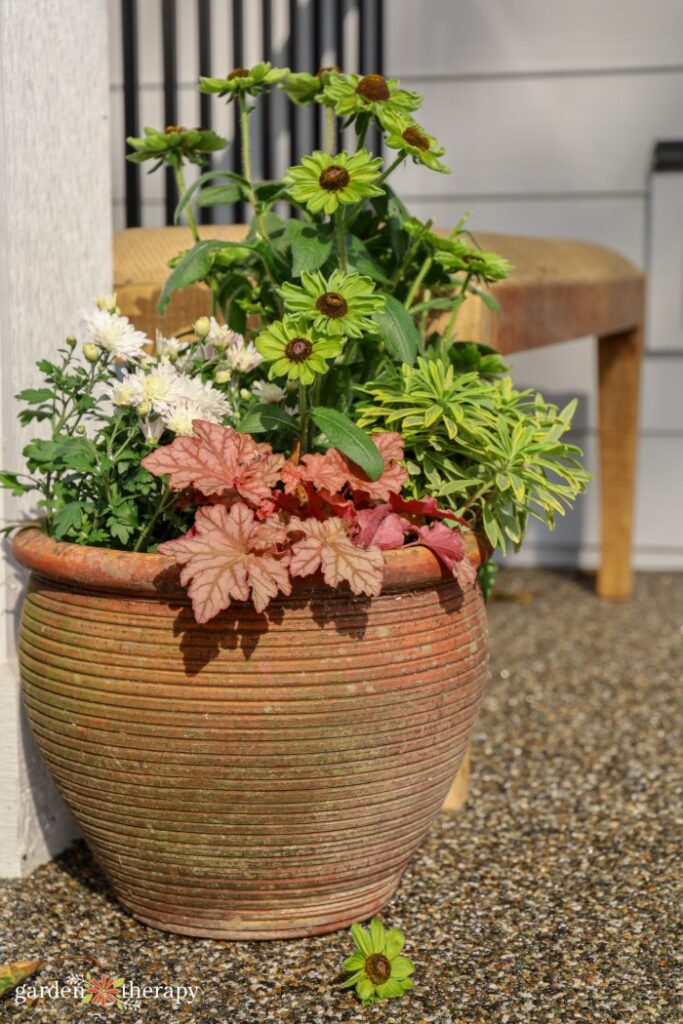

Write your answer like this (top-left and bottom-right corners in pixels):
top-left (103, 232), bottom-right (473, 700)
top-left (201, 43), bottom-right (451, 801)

top-left (126, 125), bottom-right (227, 168)
top-left (280, 67), bottom-right (338, 106)
top-left (255, 317), bottom-right (343, 384)
top-left (434, 240), bottom-right (512, 282)
top-left (283, 150), bottom-right (384, 216)
top-left (340, 918), bottom-right (415, 1006)
top-left (384, 113), bottom-right (450, 174)
top-left (320, 72), bottom-right (422, 128)
top-left (199, 62), bottom-right (289, 100)
top-left (279, 270), bottom-right (385, 337)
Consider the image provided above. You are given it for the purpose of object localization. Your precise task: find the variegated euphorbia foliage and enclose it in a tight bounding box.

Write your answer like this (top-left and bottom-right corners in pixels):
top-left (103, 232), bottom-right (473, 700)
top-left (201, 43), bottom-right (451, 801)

top-left (142, 421), bottom-right (475, 623)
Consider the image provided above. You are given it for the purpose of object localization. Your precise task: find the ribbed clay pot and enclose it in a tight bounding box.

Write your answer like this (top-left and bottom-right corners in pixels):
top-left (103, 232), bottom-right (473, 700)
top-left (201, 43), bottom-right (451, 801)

top-left (13, 526), bottom-right (489, 939)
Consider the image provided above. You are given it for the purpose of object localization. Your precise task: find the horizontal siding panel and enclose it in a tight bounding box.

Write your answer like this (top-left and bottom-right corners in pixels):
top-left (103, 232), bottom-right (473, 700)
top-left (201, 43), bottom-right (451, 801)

top-left (386, 0), bottom-right (683, 78)
top-left (393, 71), bottom-right (683, 196)
top-left (398, 196), bottom-right (646, 268)
top-left (500, 433), bottom-right (683, 569)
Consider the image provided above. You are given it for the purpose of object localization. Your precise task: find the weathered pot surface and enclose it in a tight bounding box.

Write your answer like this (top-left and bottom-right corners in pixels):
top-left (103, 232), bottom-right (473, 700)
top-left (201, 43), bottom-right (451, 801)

top-left (13, 526), bottom-right (489, 939)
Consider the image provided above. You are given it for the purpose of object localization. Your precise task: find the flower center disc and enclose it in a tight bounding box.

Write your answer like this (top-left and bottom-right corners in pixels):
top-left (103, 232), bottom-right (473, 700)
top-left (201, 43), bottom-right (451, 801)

top-left (365, 954), bottom-right (392, 985)
top-left (319, 166), bottom-right (350, 191)
top-left (284, 337), bottom-right (313, 362)
top-left (402, 126), bottom-right (430, 152)
top-left (356, 73), bottom-right (390, 102)
top-left (165, 124), bottom-right (184, 134)
top-left (228, 67), bottom-right (250, 80)
top-left (316, 292), bottom-right (348, 318)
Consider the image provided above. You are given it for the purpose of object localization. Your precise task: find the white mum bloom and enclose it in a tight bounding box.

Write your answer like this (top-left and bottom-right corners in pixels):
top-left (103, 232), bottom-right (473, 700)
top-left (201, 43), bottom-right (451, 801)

top-left (110, 373), bottom-right (145, 408)
top-left (206, 317), bottom-right (242, 351)
top-left (132, 362), bottom-right (183, 414)
top-left (155, 329), bottom-right (189, 361)
top-left (223, 337), bottom-right (263, 373)
top-left (252, 380), bottom-right (286, 404)
top-left (175, 374), bottom-right (233, 421)
top-left (164, 401), bottom-right (206, 436)
top-left (139, 415), bottom-right (166, 442)
top-left (81, 306), bottom-right (147, 362)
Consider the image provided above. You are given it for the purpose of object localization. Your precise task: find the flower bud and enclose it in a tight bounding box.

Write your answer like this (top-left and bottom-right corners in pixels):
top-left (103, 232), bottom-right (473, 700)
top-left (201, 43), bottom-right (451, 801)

top-left (239, 387), bottom-right (251, 401)
top-left (66, 335), bottom-right (77, 348)
top-left (136, 399), bottom-right (152, 417)
top-left (95, 292), bottom-right (119, 314)
top-left (75, 425), bottom-right (86, 435)
top-left (214, 369), bottom-right (232, 385)
top-left (82, 343), bottom-right (100, 363)
top-left (193, 316), bottom-right (211, 338)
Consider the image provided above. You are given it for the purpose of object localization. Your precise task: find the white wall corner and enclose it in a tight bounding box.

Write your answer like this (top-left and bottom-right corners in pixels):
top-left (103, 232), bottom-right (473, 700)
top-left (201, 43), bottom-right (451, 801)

top-left (0, 0), bottom-right (112, 877)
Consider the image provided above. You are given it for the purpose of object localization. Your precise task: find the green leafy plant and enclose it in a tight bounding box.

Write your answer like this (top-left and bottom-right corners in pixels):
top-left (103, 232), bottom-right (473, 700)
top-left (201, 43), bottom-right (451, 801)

top-left (1, 65), bottom-right (588, 617)
top-left (340, 918), bottom-right (415, 1005)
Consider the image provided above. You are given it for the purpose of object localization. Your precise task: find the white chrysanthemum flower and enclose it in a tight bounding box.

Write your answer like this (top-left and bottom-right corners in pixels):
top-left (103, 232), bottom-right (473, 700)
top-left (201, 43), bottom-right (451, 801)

top-left (81, 307), bottom-right (148, 362)
top-left (155, 329), bottom-right (189, 361)
top-left (95, 292), bottom-right (119, 314)
top-left (164, 401), bottom-right (206, 436)
top-left (252, 380), bottom-right (286, 404)
top-left (175, 375), bottom-right (233, 421)
top-left (131, 362), bottom-right (183, 414)
top-left (223, 337), bottom-right (263, 373)
top-left (206, 317), bottom-right (242, 351)
top-left (139, 415), bottom-right (166, 442)
top-left (110, 374), bottom-right (145, 408)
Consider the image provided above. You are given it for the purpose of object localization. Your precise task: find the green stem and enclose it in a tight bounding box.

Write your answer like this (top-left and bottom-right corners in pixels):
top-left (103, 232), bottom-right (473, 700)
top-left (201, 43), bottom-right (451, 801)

top-left (391, 218), bottom-right (434, 289)
top-left (335, 209), bottom-right (348, 272)
top-left (377, 153), bottom-right (406, 187)
top-left (239, 94), bottom-right (269, 242)
top-left (133, 484), bottom-right (176, 552)
top-left (442, 272), bottom-right (473, 342)
top-left (298, 381), bottom-right (310, 455)
top-left (324, 106), bottom-right (336, 155)
top-left (405, 255), bottom-right (433, 309)
top-left (173, 162), bottom-right (200, 243)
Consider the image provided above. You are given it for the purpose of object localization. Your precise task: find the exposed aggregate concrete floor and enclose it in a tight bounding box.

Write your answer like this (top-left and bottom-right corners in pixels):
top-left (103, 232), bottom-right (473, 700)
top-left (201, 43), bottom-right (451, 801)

top-left (1, 569), bottom-right (681, 1023)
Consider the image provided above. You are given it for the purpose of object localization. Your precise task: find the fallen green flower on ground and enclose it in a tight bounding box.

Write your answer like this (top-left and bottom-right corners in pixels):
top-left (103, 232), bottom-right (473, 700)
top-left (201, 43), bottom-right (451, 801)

top-left (340, 918), bottom-right (415, 1005)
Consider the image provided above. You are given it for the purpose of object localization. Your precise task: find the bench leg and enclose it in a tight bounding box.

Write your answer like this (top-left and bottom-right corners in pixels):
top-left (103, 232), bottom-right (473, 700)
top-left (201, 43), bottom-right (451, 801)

top-left (597, 326), bottom-right (643, 598)
top-left (442, 744), bottom-right (472, 811)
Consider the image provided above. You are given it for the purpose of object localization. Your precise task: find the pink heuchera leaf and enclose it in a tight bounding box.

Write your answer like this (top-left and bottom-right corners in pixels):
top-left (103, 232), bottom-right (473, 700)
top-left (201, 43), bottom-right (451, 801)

top-left (157, 502), bottom-right (291, 622)
top-left (142, 421), bottom-right (284, 506)
top-left (389, 492), bottom-right (466, 525)
top-left (417, 521), bottom-right (465, 571)
top-left (289, 432), bottom-right (407, 502)
top-left (355, 504), bottom-right (411, 550)
top-left (288, 517), bottom-right (384, 597)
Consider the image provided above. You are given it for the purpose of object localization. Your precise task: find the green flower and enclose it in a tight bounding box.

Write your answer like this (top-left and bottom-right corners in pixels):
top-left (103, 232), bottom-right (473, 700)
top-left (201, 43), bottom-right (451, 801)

top-left (384, 114), bottom-right (450, 174)
top-left (434, 240), bottom-right (512, 282)
top-left (284, 150), bottom-right (384, 216)
top-left (126, 125), bottom-right (227, 168)
top-left (320, 72), bottom-right (422, 128)
top-left (340, 919), bottom-right (415, 1006)
top-left (279, 271), bottom-right (385, 337)
top-left (255, 317), bottom-right (343, 384)
top-left (199, 62), bottom-right (289, 100)
top-left (280, 67), bottom-right (338, 106)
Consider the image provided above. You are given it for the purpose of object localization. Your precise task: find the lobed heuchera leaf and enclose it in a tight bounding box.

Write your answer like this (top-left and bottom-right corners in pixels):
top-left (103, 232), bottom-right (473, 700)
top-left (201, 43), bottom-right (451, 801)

top-left (417, 521), bottom-right (477, 590)
top-left (288, 517), bottom-right (384, 597)
top-left (142, 421), bottom-right (284, 506)
top-left (354, 504), bottom-right (411, 550)
top-left (284, 432), bottom-right (408, 502)
top-left (158, 502), bottom-right (291, 622)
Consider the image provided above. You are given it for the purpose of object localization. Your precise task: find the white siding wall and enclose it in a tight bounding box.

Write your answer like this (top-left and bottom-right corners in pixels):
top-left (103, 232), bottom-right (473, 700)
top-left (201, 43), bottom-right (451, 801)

top-left (108, 0), bottom-right (683, 569)
top-left (385, 0), bottom-right (683, 570)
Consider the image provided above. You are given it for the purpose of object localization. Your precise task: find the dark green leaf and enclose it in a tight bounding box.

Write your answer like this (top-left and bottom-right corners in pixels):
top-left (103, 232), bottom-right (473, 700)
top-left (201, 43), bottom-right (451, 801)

top-left (53, 502), bottom-right (83, 538)
top-left (0, 472), bottom-right (31, 496)
top-left (158, 240), bottom-right (251, 314)
top-left (174, 169), bottom-right (245, 224)
top-left (291, 226), bottom-right (332, 277)
top-left (346, 237), bottom-right (392, 286)
top-left (373, 295), bottom-right (420, 366)
top-left (15, 388), bottom-right (54, 404)
top-left (311, 407), bottom-right (384, 481)
top-left (239, 405), bottom-right (297, 434)
top-left (196, 184), bottom-right (243, 207)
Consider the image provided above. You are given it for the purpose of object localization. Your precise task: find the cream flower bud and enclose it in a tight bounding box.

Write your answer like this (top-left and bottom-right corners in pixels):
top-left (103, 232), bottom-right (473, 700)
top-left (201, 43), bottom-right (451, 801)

top-left (82, 343), bottom-right (100, 363)
top-left (95, 293), bottom-right (119, 314)
top-left (214, 369), bottom-right (232, 384)
top-left (136, 399), bottom-right (152, 417)
top-left (193, 316), bottom-right (211, 338)
top-left (66, 335), bottom-right (77, 348)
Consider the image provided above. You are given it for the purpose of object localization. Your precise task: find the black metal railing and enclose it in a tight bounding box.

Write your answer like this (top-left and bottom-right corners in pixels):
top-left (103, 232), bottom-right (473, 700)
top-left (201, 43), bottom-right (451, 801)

top-left (119, 0), bottom-right (384, 228)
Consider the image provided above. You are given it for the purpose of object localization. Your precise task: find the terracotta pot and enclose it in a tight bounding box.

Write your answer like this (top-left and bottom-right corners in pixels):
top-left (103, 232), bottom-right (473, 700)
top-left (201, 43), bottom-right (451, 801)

top-left (13, 526), bottom-right (489, 939)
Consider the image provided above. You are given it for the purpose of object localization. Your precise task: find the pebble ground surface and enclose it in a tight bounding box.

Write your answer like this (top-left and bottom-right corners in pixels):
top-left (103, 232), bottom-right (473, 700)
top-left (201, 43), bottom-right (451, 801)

top-left (1, 569), bottom-right (681, 1023)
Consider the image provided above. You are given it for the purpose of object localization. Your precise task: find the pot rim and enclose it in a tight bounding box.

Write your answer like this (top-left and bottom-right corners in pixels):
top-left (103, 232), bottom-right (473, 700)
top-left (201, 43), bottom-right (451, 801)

top-left (12, 523), bottom-right (485, 598)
